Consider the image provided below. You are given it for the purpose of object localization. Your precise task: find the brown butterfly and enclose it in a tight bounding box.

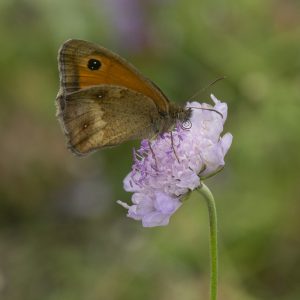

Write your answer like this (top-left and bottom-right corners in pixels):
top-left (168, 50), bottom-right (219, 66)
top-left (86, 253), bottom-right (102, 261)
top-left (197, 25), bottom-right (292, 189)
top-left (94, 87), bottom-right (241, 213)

top-left (56, 39), bottom-right (192, 156)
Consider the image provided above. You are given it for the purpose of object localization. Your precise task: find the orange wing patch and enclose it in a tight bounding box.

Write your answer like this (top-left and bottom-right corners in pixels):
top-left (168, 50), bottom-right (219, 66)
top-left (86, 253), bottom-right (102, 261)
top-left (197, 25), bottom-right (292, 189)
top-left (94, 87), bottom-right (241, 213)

top-left (58, 39), bottom-right (170, 113)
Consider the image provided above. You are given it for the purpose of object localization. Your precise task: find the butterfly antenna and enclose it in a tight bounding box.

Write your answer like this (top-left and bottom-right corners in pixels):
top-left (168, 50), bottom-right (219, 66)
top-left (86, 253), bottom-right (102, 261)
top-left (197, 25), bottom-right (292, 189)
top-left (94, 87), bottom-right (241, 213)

top-left (187, 106), bottom-right (223, 118)
top-left (188, 76), bottom-right (226, 101)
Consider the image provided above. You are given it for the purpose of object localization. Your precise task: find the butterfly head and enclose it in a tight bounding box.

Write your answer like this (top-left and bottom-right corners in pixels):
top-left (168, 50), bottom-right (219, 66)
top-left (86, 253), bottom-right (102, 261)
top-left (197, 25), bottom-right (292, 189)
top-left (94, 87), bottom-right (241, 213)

top-left (168, 104), bottom-right (193, 131)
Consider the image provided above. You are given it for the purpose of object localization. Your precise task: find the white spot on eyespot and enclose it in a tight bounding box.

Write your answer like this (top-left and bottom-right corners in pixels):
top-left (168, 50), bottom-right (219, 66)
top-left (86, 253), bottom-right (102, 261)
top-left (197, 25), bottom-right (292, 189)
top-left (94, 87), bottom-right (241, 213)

top-left (83, 124), bottom-right (88, 129)
top-left (98, 95), bottom-right (103, 98)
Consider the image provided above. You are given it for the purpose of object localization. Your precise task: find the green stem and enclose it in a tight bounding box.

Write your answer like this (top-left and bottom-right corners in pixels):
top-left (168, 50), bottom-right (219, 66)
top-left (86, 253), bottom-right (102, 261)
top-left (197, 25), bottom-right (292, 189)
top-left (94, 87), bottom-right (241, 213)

top-left (197, 183), bottom-right (218, 300)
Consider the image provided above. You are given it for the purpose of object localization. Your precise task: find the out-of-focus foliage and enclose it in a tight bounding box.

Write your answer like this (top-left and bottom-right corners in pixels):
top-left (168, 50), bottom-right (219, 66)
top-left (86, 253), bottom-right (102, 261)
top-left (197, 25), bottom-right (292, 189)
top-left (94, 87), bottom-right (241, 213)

top-left (0, 0), bottom-right (299, 299)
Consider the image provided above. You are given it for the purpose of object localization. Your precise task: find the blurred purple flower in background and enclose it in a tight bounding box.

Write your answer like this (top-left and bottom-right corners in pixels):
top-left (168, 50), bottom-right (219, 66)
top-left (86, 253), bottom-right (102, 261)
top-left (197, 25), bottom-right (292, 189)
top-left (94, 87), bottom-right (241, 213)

top-left (118, 95), bottom-right (233, 227)
top-left (103, 0), bottom-right (160, 52)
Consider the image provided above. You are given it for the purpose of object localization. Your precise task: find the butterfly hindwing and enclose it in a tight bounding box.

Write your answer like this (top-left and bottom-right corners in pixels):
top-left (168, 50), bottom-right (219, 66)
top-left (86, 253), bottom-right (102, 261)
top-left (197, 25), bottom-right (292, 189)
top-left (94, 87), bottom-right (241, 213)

top-left (57, 85), bottom-right (161, 155)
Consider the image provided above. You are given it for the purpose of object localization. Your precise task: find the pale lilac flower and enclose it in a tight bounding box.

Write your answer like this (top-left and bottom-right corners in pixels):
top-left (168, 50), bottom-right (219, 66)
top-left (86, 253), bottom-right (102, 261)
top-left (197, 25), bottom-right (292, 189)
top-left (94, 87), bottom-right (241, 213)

top-left (117, 95), bottom-right (233, 227)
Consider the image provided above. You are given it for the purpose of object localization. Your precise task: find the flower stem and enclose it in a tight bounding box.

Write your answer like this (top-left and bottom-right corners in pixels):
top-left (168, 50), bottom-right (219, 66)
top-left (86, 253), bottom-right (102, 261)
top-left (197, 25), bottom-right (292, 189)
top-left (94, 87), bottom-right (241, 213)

top-left (197, 183), bottom-right (218, 300)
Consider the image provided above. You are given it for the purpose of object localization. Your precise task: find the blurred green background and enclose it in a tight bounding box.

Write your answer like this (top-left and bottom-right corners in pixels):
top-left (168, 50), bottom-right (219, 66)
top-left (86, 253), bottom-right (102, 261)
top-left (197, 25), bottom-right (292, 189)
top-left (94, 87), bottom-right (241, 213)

top-left (0, 0), bottom-right (299, 299)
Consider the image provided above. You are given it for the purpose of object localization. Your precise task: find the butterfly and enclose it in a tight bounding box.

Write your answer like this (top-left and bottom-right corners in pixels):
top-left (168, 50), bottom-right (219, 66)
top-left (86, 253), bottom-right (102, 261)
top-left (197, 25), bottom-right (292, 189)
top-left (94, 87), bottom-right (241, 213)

top-left (56, 39), bottom-right (192, 156)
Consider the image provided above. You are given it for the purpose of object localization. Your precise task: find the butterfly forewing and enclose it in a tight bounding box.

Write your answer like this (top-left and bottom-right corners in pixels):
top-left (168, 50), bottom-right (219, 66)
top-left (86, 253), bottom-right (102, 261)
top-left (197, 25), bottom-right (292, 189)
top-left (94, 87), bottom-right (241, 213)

top-left (57, 39), bottom-right (170, 113)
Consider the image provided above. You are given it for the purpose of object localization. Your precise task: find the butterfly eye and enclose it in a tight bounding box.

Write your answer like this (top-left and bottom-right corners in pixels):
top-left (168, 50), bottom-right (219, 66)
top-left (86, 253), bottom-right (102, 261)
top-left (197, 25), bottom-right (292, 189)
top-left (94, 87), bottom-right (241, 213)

top-left (87, 58), bottom-right (101, 70)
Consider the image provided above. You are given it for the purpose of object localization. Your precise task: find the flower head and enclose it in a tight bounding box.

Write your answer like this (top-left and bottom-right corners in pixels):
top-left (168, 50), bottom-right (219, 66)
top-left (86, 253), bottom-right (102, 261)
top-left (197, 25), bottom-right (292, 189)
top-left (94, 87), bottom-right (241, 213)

top-left (117, 95), bottom-right (232, 227)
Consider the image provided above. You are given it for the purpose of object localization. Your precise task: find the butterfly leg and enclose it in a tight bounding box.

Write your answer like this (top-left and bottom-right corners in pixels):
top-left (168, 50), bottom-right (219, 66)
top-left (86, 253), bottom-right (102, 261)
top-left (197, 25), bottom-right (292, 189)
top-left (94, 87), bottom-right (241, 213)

top-left (170, 131), bottom-right (180, 163)
top-left (148, 140), bottom-right (159, 170)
